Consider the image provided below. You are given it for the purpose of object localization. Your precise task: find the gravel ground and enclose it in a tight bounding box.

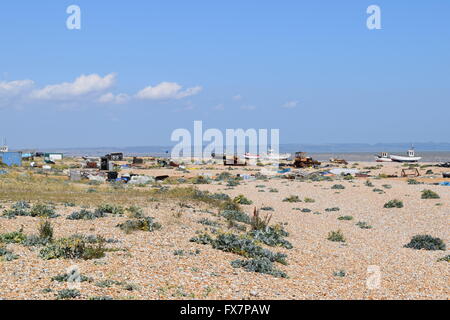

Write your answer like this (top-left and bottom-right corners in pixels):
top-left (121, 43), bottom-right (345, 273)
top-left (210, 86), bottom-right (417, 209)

top-left (0, 161), bottom-right (448, 300)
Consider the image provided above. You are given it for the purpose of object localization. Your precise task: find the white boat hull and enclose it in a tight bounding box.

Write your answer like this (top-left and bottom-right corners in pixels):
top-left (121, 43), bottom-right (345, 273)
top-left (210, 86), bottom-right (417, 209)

top-left (390, 155), bottom-right (421, 162)
top-left (376, 157), bottom-right (393, 162)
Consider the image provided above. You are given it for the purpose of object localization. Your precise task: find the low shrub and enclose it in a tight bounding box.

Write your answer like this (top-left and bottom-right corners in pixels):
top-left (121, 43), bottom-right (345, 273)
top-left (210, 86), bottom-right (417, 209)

top-left (356, 221), bottom-right (372, 229)
top-left (233, 195), bottom-right (253, 205)
top-left (325, 207), bottom-right (340, 212)
top-left (117, 217), bottom-right (162, 234)
top-left (331, 184), bottom-right (345, 190)
top-left (283, 195), bottom-right (301, 203)
top-left (231, 258), bottom-right (287, 278)
top-left (96, 204), bottom-right (125, 215)
top-left (248, 225), bottom-right (292, 249)
top-left (250, 208), bottom-right (272, 231)
top-left (67, 209), bottom-right (105, 220)
top-left (0, 246), bottom-right (19, 261)
top-left (191, 232), bottom-right (288, 264)
top-left (221, 210), bottom-right (251, 224)
top-left (384, 199), bottom-right (404, 208)
top-left (39, 236), bottom-right (107, 260)
top-left (404, 235), bottom-right (446, 251)
top-left (30, 203), bottom-right (58, 218)
top-left (0, 230), bottom-right (27, 244)
top-left (338, 216), bottom-right (353, 221)
top-left (197, 218), bottom-right (220, 227)
top-left (126, 206), bottom-right (144, 218)
top-left (327, 230), bottom-right (346, 242)
top-left (56, 289), bottom-right (81, 300)
top-left (38, 220), bottom-right (54, 241)
top-left (421, 190), bottom-right (440, 199)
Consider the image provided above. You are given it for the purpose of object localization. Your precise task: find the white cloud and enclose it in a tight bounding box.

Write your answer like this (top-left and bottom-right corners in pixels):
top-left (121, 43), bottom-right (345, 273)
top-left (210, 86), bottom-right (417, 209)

top-left (241, 105), bottom-right (256, 111)
top-left (31, 73), bottom-right (116, 100)
top-left (232, 94), bottom-right (242, 101)
top-left (0, 80), bottom-right (34, 96)
top-left (98, 92), bottom-right (130, 104)
top-left (282, 100), bottom-right (299, 109)
top-left (136, 82), bottom-right (202, 100)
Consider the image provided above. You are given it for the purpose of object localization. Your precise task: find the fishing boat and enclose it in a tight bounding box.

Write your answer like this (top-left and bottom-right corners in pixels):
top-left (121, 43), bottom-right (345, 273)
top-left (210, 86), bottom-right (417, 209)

top-left (244, 153), bottom-right (260, 160)
top-left (262, 149), bottom-right (290, 161)
top-left (375, 152), bottom-right (393, 162)
top-left (390, 149), bottom-right (422, 163)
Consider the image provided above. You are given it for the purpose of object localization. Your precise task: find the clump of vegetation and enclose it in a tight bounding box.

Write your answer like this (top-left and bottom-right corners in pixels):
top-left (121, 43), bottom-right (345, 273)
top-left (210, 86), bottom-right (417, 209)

top-left (304, 197), bottom-right (315, 203)
top-left (325, 207), bottom-right (340, 212)
top-left (233, 195), bottom-right (253, 205)
top-left (0, 246), bottom-right (19, 261)
top-left (67, 209), bottom-right (105, 220)
top-left (404, 235), bottom-right (446, 251)
top-left (331, 184), bottom-right (345, 190)
top-left (231, 257), bottom-right (287, 278)
top-left (39, 236), bottom-right (107, 260)
top-left (56, 289), bottom-right (81, 300)
top-left (338, 216), bottom-right (353, 221)
top-left (126, 205), bottom-right (144, 218)
top-left (248, 225), bottom-right (292, 249)
top-left (333, 270), bottom-right (346, 277)
top-left (327, 230), bottom-right (346, 243)
top-left (30, 203), bottom-right (58, 218)
top-left (117, 217), bottom-right (162, 234)
top-left (407, 179), bottom-right (421, 185)
top-left (283, 195), bottom-right (301, 203)
top-left (421, 190), bottom-right (440, 199)
top-left (192, 175), bottom-right (211, 185)
top-left (197, 218), bottom-right (220, 227)
top-left (38, 219), bottom-right (54, 241)
top-left (384, 199), bottom-right (404, 208)
top-left (2, 201), bottom-right (32, 218)
top-left (249, 208), bottom-right (272, 231)
top-left (191, 232), bottom-right (288, 264)
top-left (52, 273), bottom-right (92, 283)
top-left (0, 230), bottom-right (27, 244)
top-left (356, 221), bottom-right (372, 229)
top-left (364, 180), bottom-right (374, 187)
top-left (261, 206), bottom-right (274, 211)
top-left (268, 188), bottom-right (278, 193)
top-left (373, 188), bottom-right (384, 193)
top-left (437, 255), bottom-right (450, 263)
top-left (382, 184), bottom-right (392, 189)
top-left (96, 203), bottom-right (125, 215)
top-left (221, 210), bottom-right (250, 224)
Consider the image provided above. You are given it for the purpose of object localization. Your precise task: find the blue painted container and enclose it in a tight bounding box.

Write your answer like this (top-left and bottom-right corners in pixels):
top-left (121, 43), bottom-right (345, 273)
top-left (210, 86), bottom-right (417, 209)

top-left (0, 152), bottom-right (23, 166)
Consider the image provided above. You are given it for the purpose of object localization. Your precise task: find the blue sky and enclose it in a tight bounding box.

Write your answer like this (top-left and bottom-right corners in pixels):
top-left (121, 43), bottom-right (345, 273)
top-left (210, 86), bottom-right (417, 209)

top-left (0, 0), bottom-right (449, 148)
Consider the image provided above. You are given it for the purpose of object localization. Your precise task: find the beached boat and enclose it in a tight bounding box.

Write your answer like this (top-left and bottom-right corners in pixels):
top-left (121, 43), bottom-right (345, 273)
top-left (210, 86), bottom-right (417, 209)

top-left (262, 149), bottom-right (290, 161)
top-left (376, 152), bottom-right (393, 162)
top-left (390, 149), bottom-right (422, 163)
top-left (244, 153), bottom-right (260, 160)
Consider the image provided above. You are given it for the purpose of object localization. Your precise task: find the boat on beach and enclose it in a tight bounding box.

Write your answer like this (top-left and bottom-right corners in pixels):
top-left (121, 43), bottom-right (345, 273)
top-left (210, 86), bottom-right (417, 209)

top-left (390, 149), bottom-right (422, 163)
top-left (376, 152), bottom-right (393, 162)
top-left (244, 153), bottom-right (260, 160)
top-left (262, 149), bottom-right (290, 161)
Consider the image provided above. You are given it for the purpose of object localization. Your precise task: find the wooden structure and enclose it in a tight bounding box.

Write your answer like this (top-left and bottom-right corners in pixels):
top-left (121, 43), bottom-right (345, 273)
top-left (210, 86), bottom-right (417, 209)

top-left (401, 168), bottom-right (420, 177)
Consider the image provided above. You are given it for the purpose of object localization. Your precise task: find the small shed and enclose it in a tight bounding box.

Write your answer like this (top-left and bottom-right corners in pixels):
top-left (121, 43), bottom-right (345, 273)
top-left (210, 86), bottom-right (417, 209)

top-left (0, 152), bottom-right (23, 166)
